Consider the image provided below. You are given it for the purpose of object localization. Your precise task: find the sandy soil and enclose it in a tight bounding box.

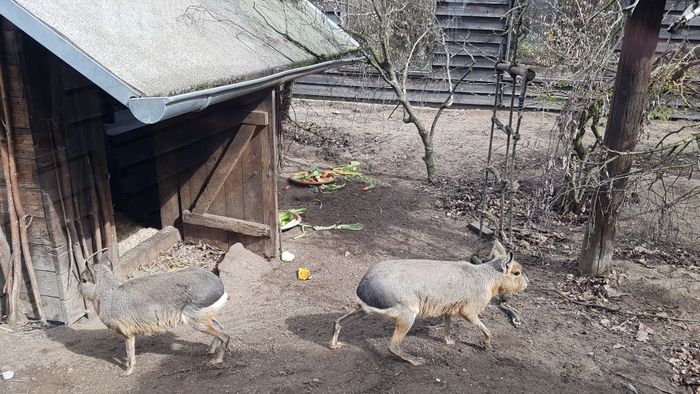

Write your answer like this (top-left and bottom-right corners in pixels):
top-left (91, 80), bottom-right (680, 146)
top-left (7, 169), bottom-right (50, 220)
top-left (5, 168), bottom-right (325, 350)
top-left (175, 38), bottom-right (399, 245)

top-left (0, 100), bottom-right (698, 394)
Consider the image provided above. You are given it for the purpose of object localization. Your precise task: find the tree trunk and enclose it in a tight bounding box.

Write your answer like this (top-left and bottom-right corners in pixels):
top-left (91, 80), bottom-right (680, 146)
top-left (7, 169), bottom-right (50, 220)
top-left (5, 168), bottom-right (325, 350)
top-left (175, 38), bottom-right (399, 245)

top-left (579, 0), bottom-right (665, 275)
top-left (421, 133), bottom-right (436, 183)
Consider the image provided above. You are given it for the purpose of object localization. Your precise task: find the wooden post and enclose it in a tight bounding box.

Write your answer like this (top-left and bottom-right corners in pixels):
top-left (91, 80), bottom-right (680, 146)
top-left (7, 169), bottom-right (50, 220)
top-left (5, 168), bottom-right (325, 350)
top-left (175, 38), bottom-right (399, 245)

top-left (579, 0), bottom-right (666, 276)
top-left (0, 139), bottom-right (20, 322)
top-left (0, 43), bottom-right (46, 322)
top-left (0, 223), bottom-right (10, 282)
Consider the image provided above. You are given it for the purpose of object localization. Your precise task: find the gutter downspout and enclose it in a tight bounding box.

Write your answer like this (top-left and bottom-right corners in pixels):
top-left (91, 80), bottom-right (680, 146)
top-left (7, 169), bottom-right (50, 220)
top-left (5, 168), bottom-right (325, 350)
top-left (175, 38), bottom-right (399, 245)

top-left (128, 57), bottom-right (362, 124)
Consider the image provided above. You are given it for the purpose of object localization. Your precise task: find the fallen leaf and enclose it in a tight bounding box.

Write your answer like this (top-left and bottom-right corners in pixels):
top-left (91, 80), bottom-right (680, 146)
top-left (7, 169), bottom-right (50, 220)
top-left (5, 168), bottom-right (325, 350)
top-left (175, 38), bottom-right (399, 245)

top-left (603, 285), bottom-right (628, 298)
top-left (612, 343), bottom-right (625, 349)
top-left (635, 323), bottom-right (653, 342)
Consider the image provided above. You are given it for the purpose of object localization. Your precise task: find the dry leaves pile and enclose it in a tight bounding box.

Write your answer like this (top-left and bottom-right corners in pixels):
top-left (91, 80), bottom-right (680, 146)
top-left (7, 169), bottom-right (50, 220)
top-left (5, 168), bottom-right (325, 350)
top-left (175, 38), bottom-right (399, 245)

top-left (436, 177), bottom-right (533, 223)
top-left (141, 241), bottom-right (225, 273)
top-left (669, 344), bottom-right (700, 392)
top-left (596, 316), bottom-right (635, 336)
top-left (559, 271), bottom-right (626, 303)
top-left (618, 244), bottom-right (700, 268)
top-left (283, 120), bottom-right (351, 149)
top-left (435, 177), bottom-right (480, 218)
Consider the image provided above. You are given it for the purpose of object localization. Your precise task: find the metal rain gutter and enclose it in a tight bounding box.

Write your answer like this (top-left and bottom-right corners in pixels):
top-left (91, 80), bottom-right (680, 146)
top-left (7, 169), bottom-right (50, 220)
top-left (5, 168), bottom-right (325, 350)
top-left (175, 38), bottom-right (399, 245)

top-left (128, 57), bottom-right (362, 124)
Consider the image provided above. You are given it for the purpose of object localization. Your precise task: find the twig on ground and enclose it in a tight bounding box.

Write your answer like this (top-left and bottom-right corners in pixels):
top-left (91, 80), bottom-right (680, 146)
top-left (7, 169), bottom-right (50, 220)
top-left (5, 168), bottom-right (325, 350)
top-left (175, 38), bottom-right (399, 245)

top-left (594, 358), bottom-right (676, 394)
top-left (546, 288), bottom-right (700, 323)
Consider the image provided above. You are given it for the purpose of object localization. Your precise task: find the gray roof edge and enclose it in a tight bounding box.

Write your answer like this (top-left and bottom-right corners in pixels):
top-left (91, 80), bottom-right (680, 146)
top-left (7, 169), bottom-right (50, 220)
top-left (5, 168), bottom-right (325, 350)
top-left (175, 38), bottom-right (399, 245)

top-left (302, 0), bottom-right (361, 49)
top-left (0, 0), bottom-right (143, 104)
top-left (128, 56), bottom-right (363, 124)
top-left (2, 0), bottom-right (362, 124)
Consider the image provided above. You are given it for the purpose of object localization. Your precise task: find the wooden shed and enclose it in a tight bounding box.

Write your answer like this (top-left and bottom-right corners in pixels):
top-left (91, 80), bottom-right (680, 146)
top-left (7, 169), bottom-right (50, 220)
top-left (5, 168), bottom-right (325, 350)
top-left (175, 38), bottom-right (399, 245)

top-left (0, 0), bottom-right (358, 324)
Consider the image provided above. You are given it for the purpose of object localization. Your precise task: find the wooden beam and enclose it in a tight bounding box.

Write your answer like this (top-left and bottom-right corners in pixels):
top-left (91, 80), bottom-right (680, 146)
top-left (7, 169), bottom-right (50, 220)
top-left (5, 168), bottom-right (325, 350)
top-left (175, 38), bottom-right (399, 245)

top-left (114, 226), bottom-right (182, 279)
top-left (182, 210), bottom-right (271, 238)
top-left (261, 90), bottom-right (280, 257)
top-left (243, 110), bottom-right (268, 126)
top-left (192, 124), bottom-right (257, 214)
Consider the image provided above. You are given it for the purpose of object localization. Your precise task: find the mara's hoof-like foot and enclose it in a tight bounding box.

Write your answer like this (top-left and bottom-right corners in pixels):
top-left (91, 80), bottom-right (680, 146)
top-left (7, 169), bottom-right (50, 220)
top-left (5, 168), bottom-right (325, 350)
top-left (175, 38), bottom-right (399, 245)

top-left (208, 358), bottom-right (224, 366)
top-left (122, 367), bottom-right (134, 377)
top-left (444, 338), bottom-right (455, 346)
top-left (329, 341), bottom-right (344, 350)
top-left (405, 356), bottom-right (426, 367)
top-left (206, 339), bottom-right (220, 355)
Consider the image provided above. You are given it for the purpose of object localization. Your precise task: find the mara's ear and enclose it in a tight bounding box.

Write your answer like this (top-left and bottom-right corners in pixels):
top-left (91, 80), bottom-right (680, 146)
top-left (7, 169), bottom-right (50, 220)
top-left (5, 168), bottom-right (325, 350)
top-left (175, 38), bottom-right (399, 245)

top-left (79, 282), bottom-right (97, 299)
top-left (98, 253), bottom-right (110, 264)
top-left (84, 263), bottom-right (95, 283)
top-left (97, 253), bottom-right (114, 272)
top-left (500, 252), bottom-right (514, 274)
top-left (490, 239), bottom-right (507, 259)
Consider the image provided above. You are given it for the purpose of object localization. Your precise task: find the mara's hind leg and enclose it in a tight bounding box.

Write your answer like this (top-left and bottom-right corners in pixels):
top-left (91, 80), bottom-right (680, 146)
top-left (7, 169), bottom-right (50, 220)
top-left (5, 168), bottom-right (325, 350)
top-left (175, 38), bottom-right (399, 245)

top-left (123, 336), bottom-right (136, 376)
top-left (329, 306), bottom-right (366, 349)
top-left (206, 319), bottom-right (228, 355)
top-left (443, 315), bottom-right (455, 345)
top-left (206, 337), bottom-right (219, 355)
top-left (194, 313), bottom-right (230, 365)
top-left (388, 312), bottom-right (424, 366)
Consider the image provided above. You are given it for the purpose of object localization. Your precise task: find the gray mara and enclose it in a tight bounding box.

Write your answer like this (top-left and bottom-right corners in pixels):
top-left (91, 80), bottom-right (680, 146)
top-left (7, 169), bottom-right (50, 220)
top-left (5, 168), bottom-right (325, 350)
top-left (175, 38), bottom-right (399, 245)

top-left (80, 255), bottom-right (230, 376)
top-left (329, 240), bottom-right (528, 366)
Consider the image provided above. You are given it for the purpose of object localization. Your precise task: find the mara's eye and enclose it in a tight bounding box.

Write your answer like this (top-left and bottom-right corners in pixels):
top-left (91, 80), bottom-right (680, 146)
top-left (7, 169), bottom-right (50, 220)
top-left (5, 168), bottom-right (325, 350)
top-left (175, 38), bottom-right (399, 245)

top-left (513, 272), bottom-right (521, 276)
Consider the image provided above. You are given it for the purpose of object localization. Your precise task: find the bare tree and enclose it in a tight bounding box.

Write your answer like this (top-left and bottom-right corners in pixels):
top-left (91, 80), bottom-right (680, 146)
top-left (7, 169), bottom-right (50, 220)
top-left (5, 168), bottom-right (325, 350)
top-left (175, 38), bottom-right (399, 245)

top-left (518, 0), bottom-right (700, 274)
top-left (579, 1), bottom-right (667, 275)
top-left (321, 0), bottom-right (474, 183)
top-left (519, 0), bottom-right (626, 214)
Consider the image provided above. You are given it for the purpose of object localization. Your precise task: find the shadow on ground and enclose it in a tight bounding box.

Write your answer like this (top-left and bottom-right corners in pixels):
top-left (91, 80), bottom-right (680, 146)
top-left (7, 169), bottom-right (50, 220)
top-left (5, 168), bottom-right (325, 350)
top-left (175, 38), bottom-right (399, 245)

top-left (45, 325), bottom-right (208, 371)
top-left (124, 337), bottom-right (622, 394)
top-left (284, 312), bottom-right (498, 357)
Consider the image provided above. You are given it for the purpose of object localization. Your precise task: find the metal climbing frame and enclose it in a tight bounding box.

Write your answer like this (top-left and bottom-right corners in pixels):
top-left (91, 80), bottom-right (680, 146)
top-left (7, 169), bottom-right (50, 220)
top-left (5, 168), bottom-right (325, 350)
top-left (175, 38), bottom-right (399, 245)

top-left (478, 0), bottom-right (536, 244)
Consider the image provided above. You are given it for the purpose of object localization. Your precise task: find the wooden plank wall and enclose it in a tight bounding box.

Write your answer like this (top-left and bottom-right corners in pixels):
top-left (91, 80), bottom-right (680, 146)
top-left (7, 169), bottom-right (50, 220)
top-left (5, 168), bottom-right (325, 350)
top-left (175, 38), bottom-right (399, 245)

top-left (0, 21), bottom-right (114, 323)
top-left (296, 0), bottom-right (700, 118)
top-left (296, 0), bottom-right (512, 107)
top-left (0, 21), bottom-right (35, 316)
top-left (109, 90), bottom-right (280, 258)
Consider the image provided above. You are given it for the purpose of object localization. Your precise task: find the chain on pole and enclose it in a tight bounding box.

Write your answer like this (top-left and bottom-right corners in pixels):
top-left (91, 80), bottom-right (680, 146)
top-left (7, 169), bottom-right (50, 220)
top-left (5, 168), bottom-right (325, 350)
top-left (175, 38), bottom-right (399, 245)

top-left (477, 0), bottom-right (536, 245)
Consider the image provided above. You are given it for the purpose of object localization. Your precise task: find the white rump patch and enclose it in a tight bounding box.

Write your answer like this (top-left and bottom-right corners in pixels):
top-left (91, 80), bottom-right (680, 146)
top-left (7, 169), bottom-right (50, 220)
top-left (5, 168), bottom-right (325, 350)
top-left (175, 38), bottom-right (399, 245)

top-left (199, 292), bottom-right (229, 315)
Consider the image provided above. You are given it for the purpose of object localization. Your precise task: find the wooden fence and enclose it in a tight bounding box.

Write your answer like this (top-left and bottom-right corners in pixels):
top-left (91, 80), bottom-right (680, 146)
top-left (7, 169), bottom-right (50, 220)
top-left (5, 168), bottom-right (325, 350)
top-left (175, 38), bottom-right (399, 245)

top-left (296, 0), bottom-right (700, 117)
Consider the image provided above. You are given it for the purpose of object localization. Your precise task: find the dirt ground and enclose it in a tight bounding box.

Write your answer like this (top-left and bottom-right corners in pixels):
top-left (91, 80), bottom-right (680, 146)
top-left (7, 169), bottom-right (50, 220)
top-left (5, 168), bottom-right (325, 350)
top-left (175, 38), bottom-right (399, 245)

top-left (0, 100), bottom-right (699, 394)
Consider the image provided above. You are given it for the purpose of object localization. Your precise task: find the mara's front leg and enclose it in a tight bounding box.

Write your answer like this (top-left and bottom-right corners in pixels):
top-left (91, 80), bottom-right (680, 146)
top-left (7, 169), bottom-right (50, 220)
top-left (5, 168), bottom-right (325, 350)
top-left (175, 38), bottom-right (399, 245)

top-left (123, 336), bottom-right (136, 376)
top-left (443, 315), bottom-right (455, 345)
top-left (460, 311), bottom-right (492, 349)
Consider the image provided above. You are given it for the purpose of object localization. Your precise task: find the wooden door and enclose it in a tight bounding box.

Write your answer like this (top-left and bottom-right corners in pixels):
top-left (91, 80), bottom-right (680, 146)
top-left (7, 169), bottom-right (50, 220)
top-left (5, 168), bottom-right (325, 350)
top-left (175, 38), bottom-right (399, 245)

top-left (155, 90), bottom-right (280, 258)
